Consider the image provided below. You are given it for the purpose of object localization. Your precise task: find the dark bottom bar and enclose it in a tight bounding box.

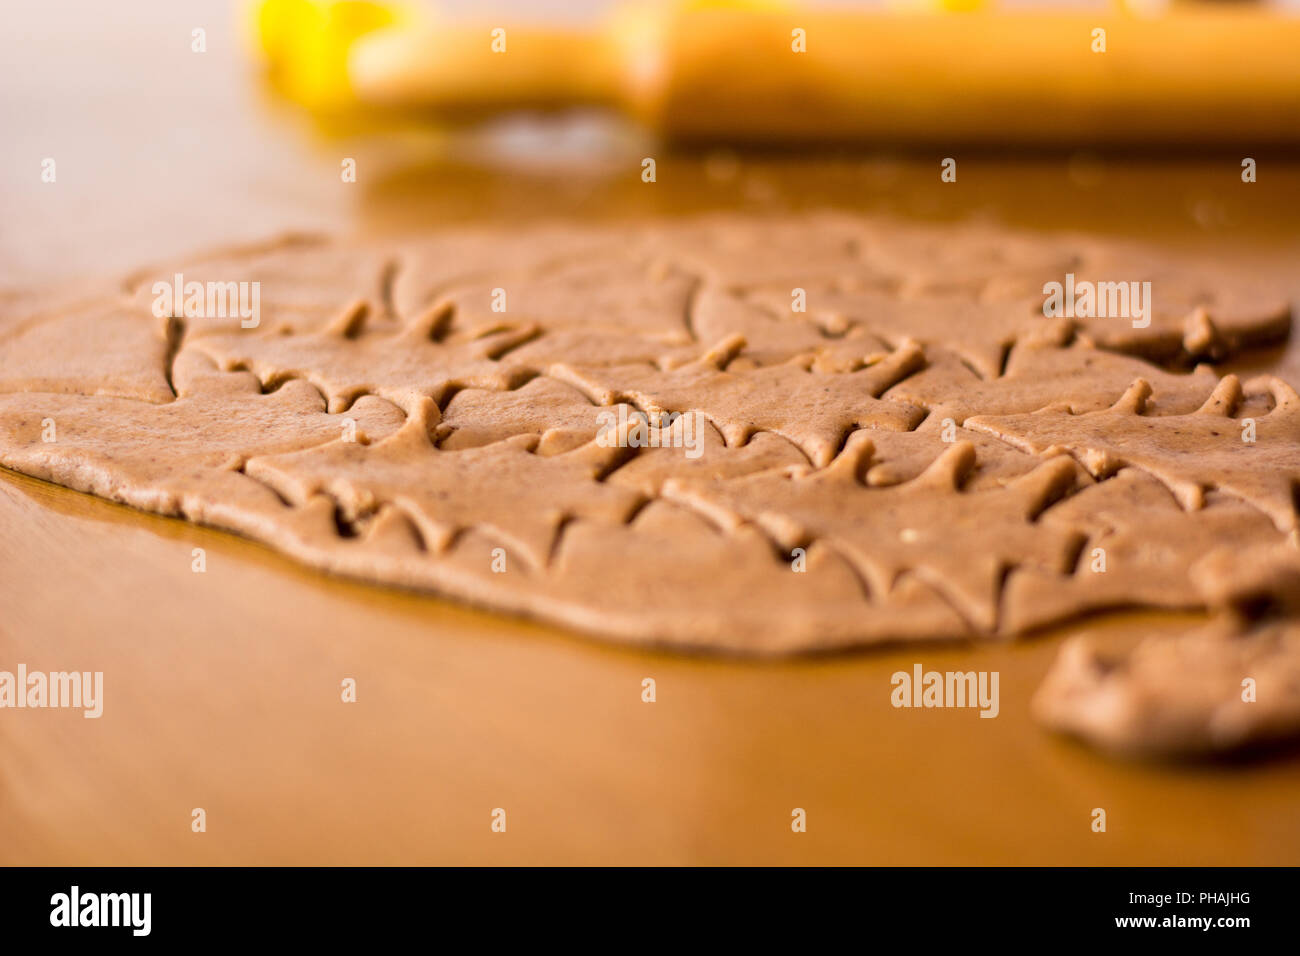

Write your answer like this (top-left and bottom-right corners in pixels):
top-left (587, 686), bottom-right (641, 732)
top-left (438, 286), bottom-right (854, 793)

top-left (0, 866), bottom-right (1279, 942)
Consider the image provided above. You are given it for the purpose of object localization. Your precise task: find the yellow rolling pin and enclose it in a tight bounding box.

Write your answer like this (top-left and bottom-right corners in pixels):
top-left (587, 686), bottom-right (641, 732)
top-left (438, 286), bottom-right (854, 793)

top-left (255, 0), bottom-right (1300, 145)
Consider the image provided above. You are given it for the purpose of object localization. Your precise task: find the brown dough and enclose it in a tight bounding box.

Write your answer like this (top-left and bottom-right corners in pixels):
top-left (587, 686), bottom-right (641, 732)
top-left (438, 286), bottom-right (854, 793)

top-left (1, 214), bottom-right (1298, 759)
top-left (1034, 618), bottom-right (1300, 758)
top-left (967, 375), bottom-right (1300, 535)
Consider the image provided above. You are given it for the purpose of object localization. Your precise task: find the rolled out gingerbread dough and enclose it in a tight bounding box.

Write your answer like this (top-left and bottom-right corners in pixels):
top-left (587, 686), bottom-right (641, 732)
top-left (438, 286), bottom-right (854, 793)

top-left (2, 214), bottom-right (1297, 757)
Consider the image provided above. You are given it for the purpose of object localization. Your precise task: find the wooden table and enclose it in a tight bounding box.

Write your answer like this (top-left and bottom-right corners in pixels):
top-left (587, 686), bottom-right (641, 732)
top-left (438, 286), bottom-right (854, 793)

top-left (3, 0), bottom-right (1300, 864)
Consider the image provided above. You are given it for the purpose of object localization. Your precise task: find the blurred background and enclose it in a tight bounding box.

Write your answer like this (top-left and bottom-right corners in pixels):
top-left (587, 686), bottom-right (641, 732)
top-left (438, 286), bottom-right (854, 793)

top-left (4, 0), bottom-right (1299, 288)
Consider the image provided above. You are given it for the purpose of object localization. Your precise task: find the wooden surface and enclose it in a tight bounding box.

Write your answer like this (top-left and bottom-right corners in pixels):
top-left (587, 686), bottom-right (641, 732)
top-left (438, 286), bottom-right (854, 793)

top-left (3, 0), bottom-right (1300, 865)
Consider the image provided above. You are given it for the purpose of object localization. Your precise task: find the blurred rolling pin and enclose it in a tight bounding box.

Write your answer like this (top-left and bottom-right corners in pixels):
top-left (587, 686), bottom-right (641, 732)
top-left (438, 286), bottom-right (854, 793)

top-left (254, 0), bottom-right (1300, 145)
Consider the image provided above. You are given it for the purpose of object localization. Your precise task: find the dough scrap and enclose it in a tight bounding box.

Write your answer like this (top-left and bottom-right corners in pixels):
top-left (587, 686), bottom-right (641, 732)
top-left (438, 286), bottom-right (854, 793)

top-left (1034, 618), bottom-right (1300, 758)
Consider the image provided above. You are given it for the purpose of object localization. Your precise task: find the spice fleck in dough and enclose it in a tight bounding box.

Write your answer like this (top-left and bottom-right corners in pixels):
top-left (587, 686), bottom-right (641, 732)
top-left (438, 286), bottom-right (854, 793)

top-left (1, 214), bottom-right (1297, 756)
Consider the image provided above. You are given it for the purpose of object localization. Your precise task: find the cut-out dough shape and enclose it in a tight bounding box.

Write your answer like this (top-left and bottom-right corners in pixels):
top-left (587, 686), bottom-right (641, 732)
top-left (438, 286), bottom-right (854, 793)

top-left (192, 320), bottom-right (539, 416)
top-left (663, 436), bottom-right (1083, 631)
top-left (1002, 469), bottom-right (1284, 634)
top-left (553, 335), bottom-right (926, 468)
top-left (967, 375), bottom-right (1300, 534)
top-left (245, 409), bottom-right (644, 571)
